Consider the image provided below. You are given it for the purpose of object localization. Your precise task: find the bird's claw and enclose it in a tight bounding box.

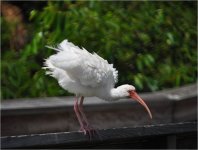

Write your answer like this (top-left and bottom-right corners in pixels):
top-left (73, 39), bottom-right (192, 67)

top-left (79, 125), bottom-right (101, 140)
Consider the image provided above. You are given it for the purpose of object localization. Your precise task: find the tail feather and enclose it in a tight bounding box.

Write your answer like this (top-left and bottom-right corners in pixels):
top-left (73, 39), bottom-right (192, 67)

top-left (43, 59), bottom-right (66, 80)
top-left (43, 59), bottom-right (56, 77)
top-left (45, 45), bottom-right (61, 51)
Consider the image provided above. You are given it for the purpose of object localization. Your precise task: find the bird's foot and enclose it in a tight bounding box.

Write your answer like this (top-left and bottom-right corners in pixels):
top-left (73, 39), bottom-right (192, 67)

top-left (79, 125), bottom-right (101, 140)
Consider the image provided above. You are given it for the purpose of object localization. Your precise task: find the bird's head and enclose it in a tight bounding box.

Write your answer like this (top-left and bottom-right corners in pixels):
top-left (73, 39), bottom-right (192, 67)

top-left (114, 84), bottom-right (152, 119)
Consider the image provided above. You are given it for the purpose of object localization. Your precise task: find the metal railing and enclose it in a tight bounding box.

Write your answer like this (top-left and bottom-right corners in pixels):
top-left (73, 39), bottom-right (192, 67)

top-left (1, 122), bottom-right (197, 149)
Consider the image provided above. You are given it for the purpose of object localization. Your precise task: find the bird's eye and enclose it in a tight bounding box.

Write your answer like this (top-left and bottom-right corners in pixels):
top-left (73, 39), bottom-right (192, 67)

top-left (127, 90), bottom-right (134, 93)
top-left (127, 90), bottom-right (132, 96)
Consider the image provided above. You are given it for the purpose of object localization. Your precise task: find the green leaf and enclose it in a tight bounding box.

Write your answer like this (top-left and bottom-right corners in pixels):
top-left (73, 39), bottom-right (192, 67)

top-left (134, 74), bottom-right (143, 90)
top-left (29, 10), bottom-right (37, 20)
top-left (136, 59), bottom-right (143, 71)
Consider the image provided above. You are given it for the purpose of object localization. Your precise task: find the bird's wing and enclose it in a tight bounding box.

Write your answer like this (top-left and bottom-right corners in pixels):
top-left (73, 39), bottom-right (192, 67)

top-left (45, 40), bottom-right (118, 88)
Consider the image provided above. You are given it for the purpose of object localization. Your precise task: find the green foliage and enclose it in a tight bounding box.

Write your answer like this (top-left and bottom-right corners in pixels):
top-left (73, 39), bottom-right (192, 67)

top-left (1, 1), bottom-right (197, 99)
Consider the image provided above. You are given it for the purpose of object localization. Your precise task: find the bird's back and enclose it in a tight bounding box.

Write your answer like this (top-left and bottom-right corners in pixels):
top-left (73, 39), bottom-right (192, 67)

top-left (43, 40), bottom-right (118, 96)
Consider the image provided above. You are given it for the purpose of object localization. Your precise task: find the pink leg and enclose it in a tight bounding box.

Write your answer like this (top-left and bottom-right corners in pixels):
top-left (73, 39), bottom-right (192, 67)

top-left (78, 97), bottom-right (89, 126)
top-left (78, 97), bottom-right (100, 139)
top-left (73, 97), bottom-right (86, 134)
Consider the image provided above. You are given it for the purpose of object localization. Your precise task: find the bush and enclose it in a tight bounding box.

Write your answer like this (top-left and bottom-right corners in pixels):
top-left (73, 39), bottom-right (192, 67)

top-left (1, 1), bottom-right (197, 99)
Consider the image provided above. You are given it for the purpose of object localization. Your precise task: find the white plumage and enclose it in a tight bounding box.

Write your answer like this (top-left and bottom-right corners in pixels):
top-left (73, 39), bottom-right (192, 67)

top-left (43, 39), bottom-right (152, 137)
top-left (44, 40), bottom-right (118, 100)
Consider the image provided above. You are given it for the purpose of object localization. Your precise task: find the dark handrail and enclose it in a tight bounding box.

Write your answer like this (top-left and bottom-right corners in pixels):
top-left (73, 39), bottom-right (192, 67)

top-left (1, 122), bottom-right (197, 149)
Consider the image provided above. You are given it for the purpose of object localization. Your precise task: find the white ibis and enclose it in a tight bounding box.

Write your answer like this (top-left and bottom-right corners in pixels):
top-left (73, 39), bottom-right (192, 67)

top-left (43, 39), bottom-right (152, 137)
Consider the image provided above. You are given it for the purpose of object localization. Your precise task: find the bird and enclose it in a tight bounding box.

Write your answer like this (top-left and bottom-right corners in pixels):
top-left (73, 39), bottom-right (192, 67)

top-left (43, 39), bottom-right (152, 138)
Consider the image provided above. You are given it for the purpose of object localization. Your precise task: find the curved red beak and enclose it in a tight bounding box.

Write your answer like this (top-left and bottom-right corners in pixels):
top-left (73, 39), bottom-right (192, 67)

top-left (129, 91), bottom-right (152, 119)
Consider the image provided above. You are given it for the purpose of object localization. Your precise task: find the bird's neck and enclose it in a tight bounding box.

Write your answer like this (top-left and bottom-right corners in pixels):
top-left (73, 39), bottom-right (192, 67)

top-left (99, 85), bottom-right (131, 101)
top-left (108, 87), bottom-right (126, 101)
top-left (109, 88), bottom-right (120, 100)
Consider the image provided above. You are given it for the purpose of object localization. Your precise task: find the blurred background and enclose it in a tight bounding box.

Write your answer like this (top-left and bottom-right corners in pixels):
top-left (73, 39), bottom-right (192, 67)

top-left (1, 2), bottom-right (197, 147)
top-left (1, 1), bottom-right (197, 100)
